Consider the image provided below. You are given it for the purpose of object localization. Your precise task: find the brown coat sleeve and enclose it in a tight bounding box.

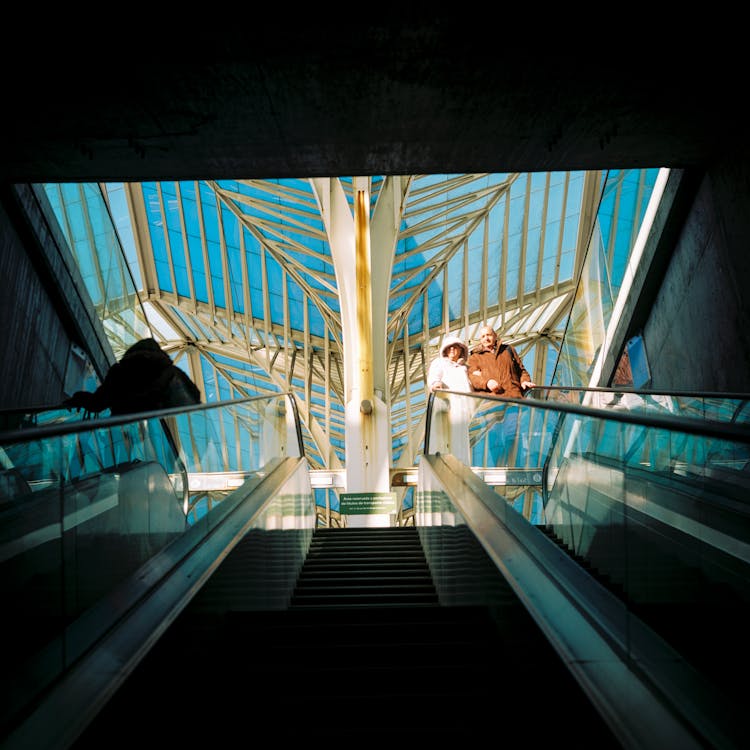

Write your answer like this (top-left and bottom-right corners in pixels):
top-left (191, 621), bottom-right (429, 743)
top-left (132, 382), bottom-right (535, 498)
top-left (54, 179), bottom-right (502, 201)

top-left (467, 350), bottom-right (491, 391)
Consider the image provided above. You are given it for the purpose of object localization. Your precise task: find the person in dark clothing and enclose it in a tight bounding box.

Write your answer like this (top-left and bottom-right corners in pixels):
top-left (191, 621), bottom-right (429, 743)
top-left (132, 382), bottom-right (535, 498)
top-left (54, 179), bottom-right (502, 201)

top-left (64, 338), bottom-right (201, 416)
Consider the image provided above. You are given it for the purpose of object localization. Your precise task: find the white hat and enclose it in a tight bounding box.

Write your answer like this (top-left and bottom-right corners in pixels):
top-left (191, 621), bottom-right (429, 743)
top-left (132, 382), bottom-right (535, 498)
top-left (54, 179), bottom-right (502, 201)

top-left (440, 335), bottom-right (468, 359)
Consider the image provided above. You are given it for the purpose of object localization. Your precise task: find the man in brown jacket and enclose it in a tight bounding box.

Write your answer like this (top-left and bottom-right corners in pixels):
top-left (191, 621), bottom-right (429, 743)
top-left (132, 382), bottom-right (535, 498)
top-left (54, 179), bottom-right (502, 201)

top-left (467, 325), bottom-right (535, 465)
top-left (467, 325), bottom-right (535, 396)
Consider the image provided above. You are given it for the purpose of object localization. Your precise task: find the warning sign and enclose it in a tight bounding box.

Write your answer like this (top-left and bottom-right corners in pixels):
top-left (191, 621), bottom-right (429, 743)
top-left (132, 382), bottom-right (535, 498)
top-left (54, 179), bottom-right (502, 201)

top-left (340, 492), bottom-right (397, 515)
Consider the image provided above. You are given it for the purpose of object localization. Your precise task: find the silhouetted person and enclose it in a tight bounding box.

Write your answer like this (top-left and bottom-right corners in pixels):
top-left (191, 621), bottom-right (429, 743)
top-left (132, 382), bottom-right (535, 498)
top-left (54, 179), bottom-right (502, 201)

top-left (65, 338), bottom-right (201, 416)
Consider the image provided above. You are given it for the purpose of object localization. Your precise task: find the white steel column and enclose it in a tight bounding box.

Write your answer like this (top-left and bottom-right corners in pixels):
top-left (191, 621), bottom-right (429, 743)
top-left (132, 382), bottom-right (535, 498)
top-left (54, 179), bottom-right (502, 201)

top-left (313, 177), bottom-right (396, 525)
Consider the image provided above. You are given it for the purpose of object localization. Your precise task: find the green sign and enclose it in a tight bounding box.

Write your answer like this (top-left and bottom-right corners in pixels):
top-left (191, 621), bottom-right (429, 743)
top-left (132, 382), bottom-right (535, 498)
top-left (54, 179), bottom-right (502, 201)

top-left (340, 492), bottom-right (397, 515)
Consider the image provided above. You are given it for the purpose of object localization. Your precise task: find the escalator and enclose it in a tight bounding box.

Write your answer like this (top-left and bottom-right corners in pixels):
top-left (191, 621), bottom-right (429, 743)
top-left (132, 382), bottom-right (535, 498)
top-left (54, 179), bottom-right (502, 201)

top-left (72, 524), bottom-right (619, 745)
top-left (542, 449), bottom-right (750, 714)
top-left (421, 385), bottom-right (750, 749)
top-left (0, 393), bottom-right (313, 749)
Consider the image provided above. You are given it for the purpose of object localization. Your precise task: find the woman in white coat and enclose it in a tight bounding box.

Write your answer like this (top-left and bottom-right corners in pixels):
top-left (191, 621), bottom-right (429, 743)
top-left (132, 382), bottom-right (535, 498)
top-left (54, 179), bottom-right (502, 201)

top-left (427, 334), bottom-right (473, 464)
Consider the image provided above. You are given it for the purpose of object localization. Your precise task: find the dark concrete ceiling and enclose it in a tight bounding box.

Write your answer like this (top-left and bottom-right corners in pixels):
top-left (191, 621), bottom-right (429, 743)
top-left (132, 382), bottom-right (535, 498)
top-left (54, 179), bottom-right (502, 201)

top-left (2, 17), bottom-right (744, 183)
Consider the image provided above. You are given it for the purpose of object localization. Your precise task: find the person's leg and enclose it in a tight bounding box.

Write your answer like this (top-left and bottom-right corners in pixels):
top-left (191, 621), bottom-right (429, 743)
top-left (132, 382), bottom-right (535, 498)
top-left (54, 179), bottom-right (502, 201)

top-left (449, 394), bottom-right (471, 465)
top-left (503, 406), bottom-right (521, 467)
top-left (486, 406), bottom-right (505, 466)
top-left (487, 403), bottom-right (515, 466)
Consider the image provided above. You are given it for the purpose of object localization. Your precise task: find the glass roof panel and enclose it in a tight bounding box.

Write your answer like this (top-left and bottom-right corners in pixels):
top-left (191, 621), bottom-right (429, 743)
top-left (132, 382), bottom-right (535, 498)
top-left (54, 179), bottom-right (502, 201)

top-left (38, 169), bottom-right (661, 472)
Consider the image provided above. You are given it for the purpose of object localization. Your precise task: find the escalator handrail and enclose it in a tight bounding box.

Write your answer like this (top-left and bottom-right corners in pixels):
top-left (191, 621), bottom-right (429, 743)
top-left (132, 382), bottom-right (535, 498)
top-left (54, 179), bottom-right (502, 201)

top-left (529, 383), bottom-right (750, 400)
top-left (0, 393), bottom-right (299, 444)
top-left (424, 387), bottom-right (750, 459)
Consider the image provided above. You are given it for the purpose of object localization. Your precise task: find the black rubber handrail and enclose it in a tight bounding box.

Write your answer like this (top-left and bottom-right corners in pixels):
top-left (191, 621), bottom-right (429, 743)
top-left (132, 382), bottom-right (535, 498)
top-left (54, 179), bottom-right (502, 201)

top-left (424, 388), bottom-right (750, 457)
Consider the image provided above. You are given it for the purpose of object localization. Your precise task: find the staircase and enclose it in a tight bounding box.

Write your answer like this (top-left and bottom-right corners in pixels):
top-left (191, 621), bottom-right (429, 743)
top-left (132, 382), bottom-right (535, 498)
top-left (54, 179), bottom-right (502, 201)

top-left (291, 526), bottom-right (438, 607)
top-left (73, 525), bottom-right (620, 746)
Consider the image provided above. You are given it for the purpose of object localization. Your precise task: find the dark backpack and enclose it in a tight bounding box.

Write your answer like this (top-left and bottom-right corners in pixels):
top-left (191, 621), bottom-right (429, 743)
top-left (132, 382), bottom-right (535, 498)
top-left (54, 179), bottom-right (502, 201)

top-left (160, 366), bottom-right (202, 408)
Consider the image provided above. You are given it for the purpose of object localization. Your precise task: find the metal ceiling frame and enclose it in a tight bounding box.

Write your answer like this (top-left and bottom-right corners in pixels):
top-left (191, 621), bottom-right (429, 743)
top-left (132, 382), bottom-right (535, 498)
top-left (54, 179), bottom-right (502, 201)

top-left (114, 172), bottom-right (603, 469)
